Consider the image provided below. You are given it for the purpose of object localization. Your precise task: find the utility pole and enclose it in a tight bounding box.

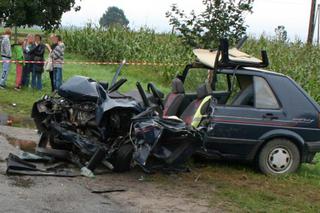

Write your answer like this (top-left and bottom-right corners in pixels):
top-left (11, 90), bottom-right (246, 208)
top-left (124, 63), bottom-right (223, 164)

top-left (317, 4), bottom-right (320, 44)
top-left (307, 0), bottom-right (317, 44)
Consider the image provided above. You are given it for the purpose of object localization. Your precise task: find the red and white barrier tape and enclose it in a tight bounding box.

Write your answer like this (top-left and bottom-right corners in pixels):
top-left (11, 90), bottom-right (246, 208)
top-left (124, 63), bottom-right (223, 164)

top-left (0, 60), bottom-right (184, 67)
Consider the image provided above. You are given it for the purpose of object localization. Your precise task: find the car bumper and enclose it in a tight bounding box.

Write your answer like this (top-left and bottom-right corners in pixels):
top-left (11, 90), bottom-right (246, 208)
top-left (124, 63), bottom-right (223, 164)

top-left (306, 141), bottom-right (320, 153)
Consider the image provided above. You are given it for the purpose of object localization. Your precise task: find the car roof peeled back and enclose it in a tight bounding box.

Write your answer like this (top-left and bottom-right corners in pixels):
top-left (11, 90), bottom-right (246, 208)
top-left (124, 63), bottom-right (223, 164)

top-left (193, 48), bottom-right (263, 69)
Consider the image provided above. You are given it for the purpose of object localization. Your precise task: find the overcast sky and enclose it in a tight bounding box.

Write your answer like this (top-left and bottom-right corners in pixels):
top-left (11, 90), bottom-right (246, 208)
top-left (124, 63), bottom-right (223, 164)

top-left (62, 0), bottom-right (311, 40)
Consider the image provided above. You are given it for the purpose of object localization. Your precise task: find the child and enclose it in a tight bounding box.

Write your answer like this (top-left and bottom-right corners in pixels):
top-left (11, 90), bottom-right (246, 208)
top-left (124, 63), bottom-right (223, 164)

top-left (12, 39), bottom-right (24, 90)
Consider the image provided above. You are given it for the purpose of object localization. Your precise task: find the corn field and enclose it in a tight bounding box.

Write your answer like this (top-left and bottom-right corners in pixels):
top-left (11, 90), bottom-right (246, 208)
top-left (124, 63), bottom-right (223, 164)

top-left (59, 24), bottom-right (193, 79)
top-left (60, 25), bottom-right (320, 103)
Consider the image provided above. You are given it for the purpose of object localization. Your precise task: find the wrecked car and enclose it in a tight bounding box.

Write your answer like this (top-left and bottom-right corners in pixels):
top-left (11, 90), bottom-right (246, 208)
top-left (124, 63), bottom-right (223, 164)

top-left (137, 39), bottom-right (320, 175)
top-left (31, 61), bottom-right (162, 173)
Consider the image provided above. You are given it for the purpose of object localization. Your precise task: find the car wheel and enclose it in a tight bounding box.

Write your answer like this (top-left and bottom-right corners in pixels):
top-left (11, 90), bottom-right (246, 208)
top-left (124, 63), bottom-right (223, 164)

top-left (111, 143), bottom-right (134, 173)
top-left (258, 138), bottom-right (300, 175)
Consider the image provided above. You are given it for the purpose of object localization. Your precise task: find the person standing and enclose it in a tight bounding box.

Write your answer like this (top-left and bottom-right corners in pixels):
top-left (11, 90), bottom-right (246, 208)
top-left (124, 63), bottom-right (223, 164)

top-left (31, 34), bottom-right (45, 90)
top-left (51, 35), bottom-right (65, 90)
top-left (0, 28), bottom-right (12, 89)
top-left (22, 34), bottom-right (35, 87)
top-left (11, 39), bottom-right (24, 90)
top-left (45, 34), bottom-right (57, 92)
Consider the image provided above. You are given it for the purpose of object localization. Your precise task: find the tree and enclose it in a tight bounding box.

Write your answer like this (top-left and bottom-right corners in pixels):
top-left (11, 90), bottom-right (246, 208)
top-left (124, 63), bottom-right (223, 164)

top-left (275, 25), bottom-right (288, 42)
top-left (166, 0), bottom-right (254, 49)
top-left (0, 0), bottom-right (81, 31)
top-left (99, 6), bottom-right (129, 28)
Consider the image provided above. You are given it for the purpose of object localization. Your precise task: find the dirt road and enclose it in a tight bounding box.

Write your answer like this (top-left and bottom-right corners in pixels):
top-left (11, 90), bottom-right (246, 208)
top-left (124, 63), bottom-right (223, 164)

top-left (0, 126), bottom-right (213, 213)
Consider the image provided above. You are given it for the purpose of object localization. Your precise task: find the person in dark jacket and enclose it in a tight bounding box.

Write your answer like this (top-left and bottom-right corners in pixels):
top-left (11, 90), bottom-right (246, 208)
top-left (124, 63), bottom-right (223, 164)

top-left (22, 34), bottom-right (35, 87)
top-left (31, 34), bottom-right (45, 90)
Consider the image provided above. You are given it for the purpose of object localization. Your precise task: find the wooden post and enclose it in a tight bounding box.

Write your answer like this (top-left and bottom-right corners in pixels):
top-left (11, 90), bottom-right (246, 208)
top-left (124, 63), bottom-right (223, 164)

top-left (317, 4), bottom-right (320, 45)
top-left (307, 0), bottom-right (317, 44)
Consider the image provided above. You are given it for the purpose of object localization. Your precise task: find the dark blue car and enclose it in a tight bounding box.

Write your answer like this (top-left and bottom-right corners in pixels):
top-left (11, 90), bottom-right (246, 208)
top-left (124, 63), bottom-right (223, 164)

top-left (161, 42), bottom-right (320, 175)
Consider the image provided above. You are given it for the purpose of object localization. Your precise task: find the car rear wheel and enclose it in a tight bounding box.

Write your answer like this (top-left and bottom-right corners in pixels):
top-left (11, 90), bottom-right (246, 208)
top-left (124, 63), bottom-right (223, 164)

top-left (258, 139), bottom-right (300, 175)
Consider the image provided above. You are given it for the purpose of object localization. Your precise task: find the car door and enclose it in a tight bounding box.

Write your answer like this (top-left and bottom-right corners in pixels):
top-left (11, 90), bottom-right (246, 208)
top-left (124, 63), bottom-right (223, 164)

top-left (205, 75), bottom-right (287, 159)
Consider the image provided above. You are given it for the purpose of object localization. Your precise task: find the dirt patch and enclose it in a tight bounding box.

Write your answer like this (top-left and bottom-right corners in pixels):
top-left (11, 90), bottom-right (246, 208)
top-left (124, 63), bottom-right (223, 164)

top-left (9, 176), bottom-right (35, 188)
top-left (5, 135), bottom-right (37, 152)
top-left (81, 169), bottom-right (217, 213)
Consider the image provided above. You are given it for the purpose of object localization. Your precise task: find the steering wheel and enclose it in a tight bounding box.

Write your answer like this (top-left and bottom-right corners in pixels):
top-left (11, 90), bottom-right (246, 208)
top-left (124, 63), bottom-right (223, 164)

top-left (147, 83), bottom-right (164, 109)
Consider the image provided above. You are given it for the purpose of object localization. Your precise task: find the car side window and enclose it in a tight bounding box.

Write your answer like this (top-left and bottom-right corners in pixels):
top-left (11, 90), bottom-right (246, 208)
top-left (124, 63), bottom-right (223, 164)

top-left (254, 76), bottom-right (280, 109)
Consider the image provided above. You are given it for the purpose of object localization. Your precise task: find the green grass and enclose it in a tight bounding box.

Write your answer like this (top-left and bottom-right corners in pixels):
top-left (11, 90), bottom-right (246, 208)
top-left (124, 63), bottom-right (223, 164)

top-left (209, 158), bottom-right (320, 212)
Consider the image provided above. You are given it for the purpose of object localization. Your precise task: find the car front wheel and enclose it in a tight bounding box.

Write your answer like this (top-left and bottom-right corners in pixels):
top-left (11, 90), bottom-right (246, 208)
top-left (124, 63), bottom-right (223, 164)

top-left (258, 138), bottom-right (300, 175)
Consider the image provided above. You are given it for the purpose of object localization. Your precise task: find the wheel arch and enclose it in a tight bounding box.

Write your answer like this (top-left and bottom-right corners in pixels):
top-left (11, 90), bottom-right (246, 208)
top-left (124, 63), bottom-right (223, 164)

top-left (249, 129), bottom-right (305, 161)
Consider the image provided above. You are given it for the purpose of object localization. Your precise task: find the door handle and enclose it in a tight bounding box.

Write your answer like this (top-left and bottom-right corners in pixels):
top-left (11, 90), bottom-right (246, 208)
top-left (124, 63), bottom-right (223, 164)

top-left (263, 113), bottom-right (278, 120)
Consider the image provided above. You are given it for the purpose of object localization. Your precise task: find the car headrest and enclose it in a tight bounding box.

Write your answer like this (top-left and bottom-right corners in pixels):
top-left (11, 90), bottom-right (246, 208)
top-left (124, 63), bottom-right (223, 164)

top-left (172, 78), bottom-right (185, 94)
top-left (197, 83), bottom-right (212, 99)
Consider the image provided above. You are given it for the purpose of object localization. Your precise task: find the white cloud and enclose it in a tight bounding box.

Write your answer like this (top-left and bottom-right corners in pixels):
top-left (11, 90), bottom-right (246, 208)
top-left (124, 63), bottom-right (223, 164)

top-left (62, 0), bottom-right (311, 39)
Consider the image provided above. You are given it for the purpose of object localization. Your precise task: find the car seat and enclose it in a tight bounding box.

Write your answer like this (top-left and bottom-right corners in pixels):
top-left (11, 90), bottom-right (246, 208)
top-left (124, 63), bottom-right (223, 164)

top-left (231, 85), bottom-right (254, 107)
top-left (180, 83), bottom-right (212, 126)
top-left (163, 78), bottom-right (185, 117)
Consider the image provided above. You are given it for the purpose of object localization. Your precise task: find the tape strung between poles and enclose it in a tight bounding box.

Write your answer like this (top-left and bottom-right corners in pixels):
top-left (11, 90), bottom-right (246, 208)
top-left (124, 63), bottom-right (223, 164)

top-left (0, 60), bottom-right (184, 67)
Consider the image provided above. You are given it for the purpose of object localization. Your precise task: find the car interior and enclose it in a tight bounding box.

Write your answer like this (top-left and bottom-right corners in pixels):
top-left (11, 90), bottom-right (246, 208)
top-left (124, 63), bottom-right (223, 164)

top-left (161, 69), bottom-right (259, 122)
top-left (162, 77), bottom-right (212, 126)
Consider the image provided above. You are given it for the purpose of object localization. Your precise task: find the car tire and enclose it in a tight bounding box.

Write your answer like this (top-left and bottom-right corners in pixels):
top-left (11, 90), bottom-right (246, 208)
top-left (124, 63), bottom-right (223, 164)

top-left (258, 138), bottom-right (300, 175)
top-left (111, 143), bottom-right (134, 173)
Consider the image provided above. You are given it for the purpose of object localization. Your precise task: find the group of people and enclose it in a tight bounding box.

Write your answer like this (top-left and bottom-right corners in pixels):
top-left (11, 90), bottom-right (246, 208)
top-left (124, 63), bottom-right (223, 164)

top-left (0, 28), bottom-right (65, 91)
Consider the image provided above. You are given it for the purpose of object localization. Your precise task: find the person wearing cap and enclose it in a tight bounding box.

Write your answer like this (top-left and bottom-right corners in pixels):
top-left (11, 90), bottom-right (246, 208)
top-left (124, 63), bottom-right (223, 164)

top-left (0, 28), bottom-right (12, 89)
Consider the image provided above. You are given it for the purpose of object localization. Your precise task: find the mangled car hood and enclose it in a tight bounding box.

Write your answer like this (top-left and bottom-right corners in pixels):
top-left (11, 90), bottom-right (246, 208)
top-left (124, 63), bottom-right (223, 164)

top-left (58, 76), bottom-right (106, 102)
